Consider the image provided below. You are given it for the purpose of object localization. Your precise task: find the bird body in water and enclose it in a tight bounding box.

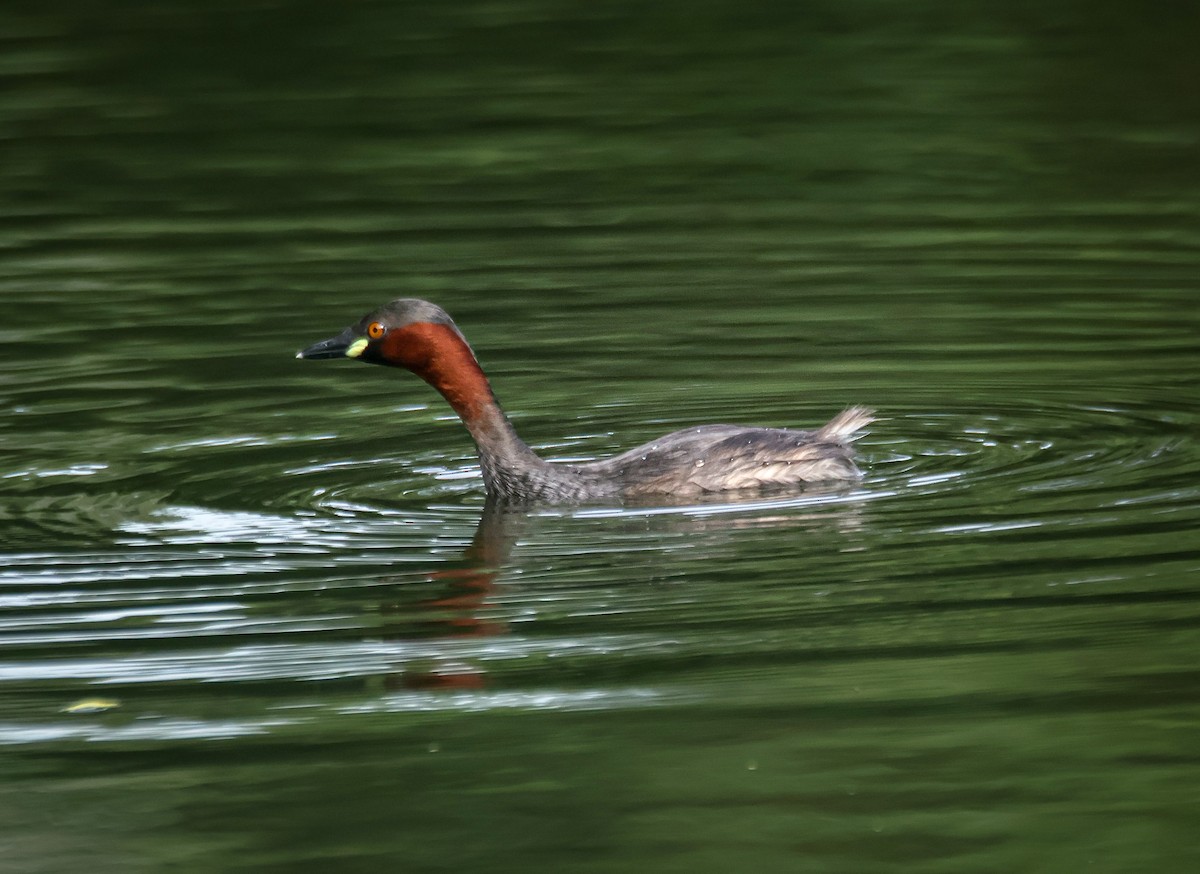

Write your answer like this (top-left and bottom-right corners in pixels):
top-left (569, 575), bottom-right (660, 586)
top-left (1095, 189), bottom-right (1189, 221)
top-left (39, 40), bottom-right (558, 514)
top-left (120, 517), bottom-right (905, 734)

top-left (298, 299), bottom-right (873, 502)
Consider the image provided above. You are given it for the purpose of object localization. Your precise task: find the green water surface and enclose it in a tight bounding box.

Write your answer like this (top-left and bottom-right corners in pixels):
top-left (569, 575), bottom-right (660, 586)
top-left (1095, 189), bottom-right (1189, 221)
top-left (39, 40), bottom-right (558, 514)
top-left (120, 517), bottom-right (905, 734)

top-left (2, 2), bottom-right (1199, 872)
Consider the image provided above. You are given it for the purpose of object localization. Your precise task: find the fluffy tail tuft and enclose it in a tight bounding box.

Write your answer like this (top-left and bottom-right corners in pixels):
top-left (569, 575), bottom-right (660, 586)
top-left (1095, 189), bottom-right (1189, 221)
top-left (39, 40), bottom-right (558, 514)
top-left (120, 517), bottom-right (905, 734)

top-left (814, 406), bottom-right (875, 442)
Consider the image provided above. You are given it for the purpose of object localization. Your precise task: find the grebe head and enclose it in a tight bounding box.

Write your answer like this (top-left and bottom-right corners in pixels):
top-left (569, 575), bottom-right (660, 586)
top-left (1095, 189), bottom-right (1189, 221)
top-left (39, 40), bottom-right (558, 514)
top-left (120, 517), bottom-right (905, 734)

top-left (296, 298), bottom-right (469, 370)
top-left (297, 298), bottom-right (498, 428)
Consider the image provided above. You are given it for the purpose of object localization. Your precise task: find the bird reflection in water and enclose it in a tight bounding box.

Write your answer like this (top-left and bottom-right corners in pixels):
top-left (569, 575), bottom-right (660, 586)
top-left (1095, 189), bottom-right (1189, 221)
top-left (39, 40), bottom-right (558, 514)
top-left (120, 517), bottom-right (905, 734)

top-left (371, 486), bottom-right (864, 693)
top-left (378, 500), bottom-right (524, 691)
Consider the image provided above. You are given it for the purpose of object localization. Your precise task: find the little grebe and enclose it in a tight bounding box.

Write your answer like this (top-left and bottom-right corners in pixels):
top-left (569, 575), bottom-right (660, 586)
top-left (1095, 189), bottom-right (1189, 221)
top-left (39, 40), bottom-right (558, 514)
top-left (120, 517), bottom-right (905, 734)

top-left (297, 299), bottom-right (873, 502)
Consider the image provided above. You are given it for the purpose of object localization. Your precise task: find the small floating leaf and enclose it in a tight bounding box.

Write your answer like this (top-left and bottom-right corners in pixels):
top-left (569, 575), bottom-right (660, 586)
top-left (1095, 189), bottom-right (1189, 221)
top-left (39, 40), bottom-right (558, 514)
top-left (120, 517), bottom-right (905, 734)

top-left (61, 698), bottom-right (122, 714)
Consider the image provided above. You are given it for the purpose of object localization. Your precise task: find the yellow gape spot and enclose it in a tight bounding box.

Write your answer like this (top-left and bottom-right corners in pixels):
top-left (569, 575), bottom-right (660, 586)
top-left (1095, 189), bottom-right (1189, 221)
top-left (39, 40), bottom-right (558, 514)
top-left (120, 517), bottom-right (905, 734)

top-left (346, 338), bottom-right (369, 358)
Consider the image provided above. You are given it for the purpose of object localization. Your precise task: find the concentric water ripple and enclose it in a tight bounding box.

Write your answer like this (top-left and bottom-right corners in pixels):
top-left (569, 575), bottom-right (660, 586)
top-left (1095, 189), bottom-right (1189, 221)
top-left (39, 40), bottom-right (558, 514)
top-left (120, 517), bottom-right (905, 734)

top-left (3, 388), bottom-right (1197, 745)
top-left (871, 399), bottom-right (1198, 503)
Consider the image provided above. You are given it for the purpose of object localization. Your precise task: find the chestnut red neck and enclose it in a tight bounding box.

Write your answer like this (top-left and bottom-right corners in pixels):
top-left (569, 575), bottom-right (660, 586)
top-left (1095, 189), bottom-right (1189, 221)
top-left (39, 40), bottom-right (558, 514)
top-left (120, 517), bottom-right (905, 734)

top-left (379, 322), bottom-right (549, 490)
top-left (379, 323), bottom-right (496, 425)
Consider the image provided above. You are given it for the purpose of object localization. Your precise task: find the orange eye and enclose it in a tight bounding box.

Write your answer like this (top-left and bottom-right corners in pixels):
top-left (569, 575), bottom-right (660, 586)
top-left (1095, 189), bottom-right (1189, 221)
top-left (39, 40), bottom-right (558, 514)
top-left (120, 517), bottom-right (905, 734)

top-left (366, 321), bottom-right (387, 340)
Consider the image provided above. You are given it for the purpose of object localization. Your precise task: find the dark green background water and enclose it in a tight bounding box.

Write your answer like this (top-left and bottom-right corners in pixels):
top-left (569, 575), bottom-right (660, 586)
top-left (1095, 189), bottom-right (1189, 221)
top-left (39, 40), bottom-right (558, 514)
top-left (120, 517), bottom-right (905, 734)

top-left (2, 2), bottom-right (1198, 871)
